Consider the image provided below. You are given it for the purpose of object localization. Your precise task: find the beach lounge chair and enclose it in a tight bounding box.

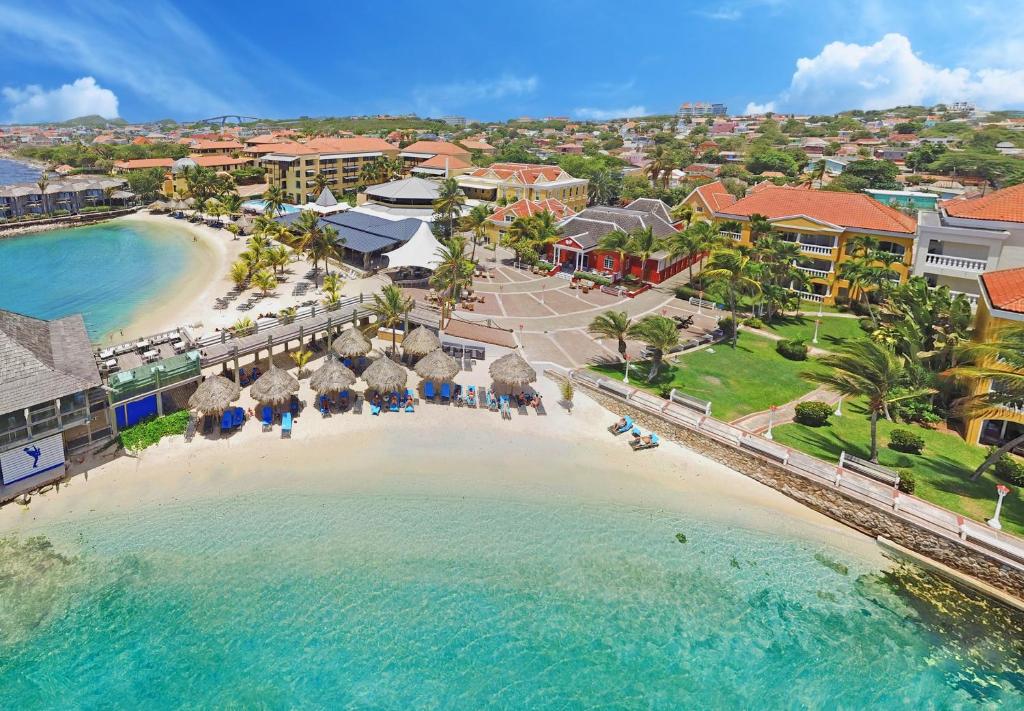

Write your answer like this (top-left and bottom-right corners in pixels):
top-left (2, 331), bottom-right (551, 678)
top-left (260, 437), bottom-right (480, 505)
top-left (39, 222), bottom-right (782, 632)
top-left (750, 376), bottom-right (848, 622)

top-left (290, 397), bottom-right (300, 416)
top-left (261, 405), bottom-right (274, 431)
top-left (608, 416), bottom-right (634, 435)
top-left (343, 357), bottom-right (353, 368)
top-left (630, 433), bottom-right (660, 451)
top-left (453, 384), bottom-right (463, 406)
top-left (338, 391), bottom-right (350, 411)
top-left (231, 407), bottom-right (245, 429)
top-left (220, 410), bottom-right (234, 430)
top-left (487, 390), bottom-right (498, 411)
top-left (281, 411), bottom-right (293, 438)
top-left (440, 382), bottom-right (451, 403)
top-left (370, 399), bottom-right (382, 416)
top-left (389, 393), bottom-right (400, 413)
top-left (356, 356), bottom-right (368, 372)
top-left (424, 381), bottom-right (436, 401)
top-left (405, 389), bottom-right (415, 413)
top-left (535, 396), bottom-right (547, 416)
top-left (465, 385), bottom-right (477, 408)
top-left (319, 395), bottom-right (331, 417)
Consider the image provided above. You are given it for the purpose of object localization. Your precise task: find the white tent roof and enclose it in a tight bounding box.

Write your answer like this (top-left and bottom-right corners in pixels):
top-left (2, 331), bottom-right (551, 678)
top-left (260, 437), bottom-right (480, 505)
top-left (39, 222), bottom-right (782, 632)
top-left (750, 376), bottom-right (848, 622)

top-left (384, 222), bottom-right (445, 271)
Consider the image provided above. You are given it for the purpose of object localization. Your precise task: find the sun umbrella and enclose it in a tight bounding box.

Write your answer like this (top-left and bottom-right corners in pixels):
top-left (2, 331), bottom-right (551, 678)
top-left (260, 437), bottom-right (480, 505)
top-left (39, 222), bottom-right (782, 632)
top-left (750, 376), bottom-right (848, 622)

top-left (361, 356), bottom-right (407, 393)
top-left (332, 327), bottom-right (372, 357)
top-left (489, 352), bottom-right (536, 388)
top-left (401, 326), bottom-right (440, 358)
top-left (309, 356), bottom-right (357, 395)
top-left (250, 363), bottom-right (299, 405)
top-left (188, 375), bottom-right (240, 415)
top-left (413, 349), bottom-right (459, 382)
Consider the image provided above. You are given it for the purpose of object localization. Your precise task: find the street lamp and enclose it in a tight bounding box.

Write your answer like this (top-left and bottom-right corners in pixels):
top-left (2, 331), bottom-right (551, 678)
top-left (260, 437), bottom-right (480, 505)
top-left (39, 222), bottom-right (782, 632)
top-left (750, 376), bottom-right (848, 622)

top-left (623, 354), bottom-right (632, 384)
top-left (834, 396), bottom-right (843, 417)
top-left (988, 484), bottom-right (1011, 530)
top-left (812, 318), bottom-right (821, 344)
top-left (765, 404), bottom-right (777, 440)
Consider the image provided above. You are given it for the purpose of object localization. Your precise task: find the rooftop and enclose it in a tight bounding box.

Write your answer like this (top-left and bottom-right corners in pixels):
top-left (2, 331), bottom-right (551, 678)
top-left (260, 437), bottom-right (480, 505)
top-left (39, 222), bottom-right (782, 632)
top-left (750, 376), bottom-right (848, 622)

top-left (943, 183), bottom-right (1024, 224)
top-left (980, 267), bottom-right (1024, 316)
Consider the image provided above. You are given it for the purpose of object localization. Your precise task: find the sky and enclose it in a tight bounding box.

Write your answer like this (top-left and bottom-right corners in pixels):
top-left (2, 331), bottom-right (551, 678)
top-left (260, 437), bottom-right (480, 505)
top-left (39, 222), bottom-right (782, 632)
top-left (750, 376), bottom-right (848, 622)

top-left (1, 0), bottom-right (1023, 124)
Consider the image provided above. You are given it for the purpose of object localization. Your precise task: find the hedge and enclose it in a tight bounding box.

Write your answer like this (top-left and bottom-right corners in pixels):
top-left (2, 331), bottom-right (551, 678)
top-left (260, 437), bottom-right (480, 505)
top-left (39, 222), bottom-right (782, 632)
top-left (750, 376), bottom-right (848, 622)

top-left (794, 401), bottom-right (832, 427)
top-left (119, 410), bottom-right (190, 452)
top-left (889, 428), bottom-right (925, 454)
top-left (574, 271), bottom-right (612, 286)
top-left (776, 338), bottom-right (808, 361)
top-left (992, 450), bottom-right (1024, 486)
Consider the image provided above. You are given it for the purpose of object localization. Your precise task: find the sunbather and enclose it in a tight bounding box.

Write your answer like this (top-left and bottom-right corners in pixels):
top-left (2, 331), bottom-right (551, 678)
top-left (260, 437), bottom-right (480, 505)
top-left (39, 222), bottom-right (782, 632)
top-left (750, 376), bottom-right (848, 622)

top-left (530, 394), bottom-right (542, 408)
top-left (614, 417), bottom-right (628, 430)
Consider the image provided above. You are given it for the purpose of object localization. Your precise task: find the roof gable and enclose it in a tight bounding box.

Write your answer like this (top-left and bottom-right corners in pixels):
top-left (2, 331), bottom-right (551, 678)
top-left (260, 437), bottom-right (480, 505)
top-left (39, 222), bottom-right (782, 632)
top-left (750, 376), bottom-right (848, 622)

top-left (943, 183), bottom-right (1024, 224)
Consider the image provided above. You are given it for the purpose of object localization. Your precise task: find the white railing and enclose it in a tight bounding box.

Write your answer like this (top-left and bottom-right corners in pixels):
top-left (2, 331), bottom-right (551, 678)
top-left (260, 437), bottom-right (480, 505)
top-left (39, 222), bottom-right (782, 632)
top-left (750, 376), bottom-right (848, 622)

top-left (792, 290), bottom-right (825, 303)
top-left (722, 231), bottom-right (742, 242)
top-left (800, 243), bottom-right (834, 256)
top-left (797, 266), bottom-right (833, 279)
top-left (948, 290), bottom-right (980, 307)
top-left (925, 253), bottom-right (988, 272)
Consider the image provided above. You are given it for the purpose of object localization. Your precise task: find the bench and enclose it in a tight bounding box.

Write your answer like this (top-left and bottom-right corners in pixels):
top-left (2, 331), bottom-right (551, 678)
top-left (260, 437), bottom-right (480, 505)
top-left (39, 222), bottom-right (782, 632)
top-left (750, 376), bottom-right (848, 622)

top-left (740, 435), bottom-right (789, 463)
top-left (839, 451), bottom-right (900, 487)
top-left (597, 378), bottom-right (633, 399)
top-left (668, 389), bottom-right (711, 416)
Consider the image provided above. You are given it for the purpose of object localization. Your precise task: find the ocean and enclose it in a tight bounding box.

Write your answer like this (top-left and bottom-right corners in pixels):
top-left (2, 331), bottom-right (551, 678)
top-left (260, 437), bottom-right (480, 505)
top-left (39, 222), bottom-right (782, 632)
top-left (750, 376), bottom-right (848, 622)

top-left (0, 156), bottom-right (42, 185)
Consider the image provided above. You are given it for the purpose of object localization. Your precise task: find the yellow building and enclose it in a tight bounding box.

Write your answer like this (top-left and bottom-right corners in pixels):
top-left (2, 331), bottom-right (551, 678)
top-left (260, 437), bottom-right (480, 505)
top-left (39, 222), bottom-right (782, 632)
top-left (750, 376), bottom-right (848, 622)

top-left (712, 184), bottom-right (918, 304)
top-left (680, 180), bottom-right (738, 222)
top-left (482, 198), bottom-right (575, 247)
top-left (259, 137), bottom-right (399, 205)
top-left (963, 267), bottom-right (1024, 447)
top-left (457, 163), bottom-right (589, 212)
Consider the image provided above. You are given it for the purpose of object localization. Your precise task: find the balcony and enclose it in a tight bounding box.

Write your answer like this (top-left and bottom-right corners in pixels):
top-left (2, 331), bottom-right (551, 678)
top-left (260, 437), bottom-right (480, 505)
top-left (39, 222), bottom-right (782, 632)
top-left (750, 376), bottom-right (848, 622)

top-left (947, 289), bottom-right (980, 307)
top-left (721, 231), bottom-right (741, 241)
top-left (924, 253), bottom-right (987, 273)
top-left (791, 289), bottom-right (825, 303)
top-left (797, 265), bottom-right (833, 279)
top-left (800, 244), bottom-right (834, 256)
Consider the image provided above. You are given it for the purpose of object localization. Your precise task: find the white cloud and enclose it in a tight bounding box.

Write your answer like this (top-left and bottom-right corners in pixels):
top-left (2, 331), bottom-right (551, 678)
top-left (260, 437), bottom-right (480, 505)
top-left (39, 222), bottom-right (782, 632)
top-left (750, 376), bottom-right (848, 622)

top-left (744, 101), bottom-right (776, 115)
top-left (574, 105), bottom-right (647, 120)
top-left (3, 77), bottom-right (119, 123)
top-left (413, 74), bottom-right (538, 114)
top-left (749, 33), bottom-right (1024, 113)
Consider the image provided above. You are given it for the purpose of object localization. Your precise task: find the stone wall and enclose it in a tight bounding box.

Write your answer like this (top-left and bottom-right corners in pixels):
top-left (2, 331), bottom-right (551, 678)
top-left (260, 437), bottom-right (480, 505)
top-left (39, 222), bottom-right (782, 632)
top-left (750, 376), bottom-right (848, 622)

top-left (553, 372), bottom-right (1024, 601)
top-left (0, 207), bottom-right (141, 238)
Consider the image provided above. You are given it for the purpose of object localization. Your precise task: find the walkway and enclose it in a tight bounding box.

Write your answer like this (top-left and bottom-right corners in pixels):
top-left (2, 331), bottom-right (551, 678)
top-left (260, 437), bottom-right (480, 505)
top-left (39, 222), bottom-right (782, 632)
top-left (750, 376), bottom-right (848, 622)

top-left (730, 386), bottom-right (841, 434)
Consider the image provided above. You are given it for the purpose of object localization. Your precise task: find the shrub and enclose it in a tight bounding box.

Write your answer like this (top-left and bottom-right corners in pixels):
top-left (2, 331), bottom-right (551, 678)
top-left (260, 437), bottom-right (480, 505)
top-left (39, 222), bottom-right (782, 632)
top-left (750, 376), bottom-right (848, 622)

top-left (889, 428), bottom-right (925, 454)
top-left (718, 317), bottom-right (736, 337)
top-left (858, 317), bottom-right (876, 332)
top-left (991, 449), bottom-right (1024, 486)
top-left (777, 338), bottom-right (808, 361)
top-left (536, 260), bottom-right (555, 272)
top-left (744, 317), bottom-right (765, 329)
top-left (896, 469), bottom-right (917, 494)
top-left (119, 411), bottom-right (190, 452)
top-left (675, 284), bottom-right (699, 300)
top-left (574, 271), bottom-right (612, 286)
top-left (794, 401), bottom-right (832, 427)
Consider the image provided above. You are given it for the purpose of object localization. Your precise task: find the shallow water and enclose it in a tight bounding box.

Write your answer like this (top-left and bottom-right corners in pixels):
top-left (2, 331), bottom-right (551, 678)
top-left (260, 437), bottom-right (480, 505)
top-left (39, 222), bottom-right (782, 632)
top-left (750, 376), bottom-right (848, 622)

top-left (1, 490), bottom-right (1021, 709)
top-left (0, 157), bottom-right (41, 185)
top-left (0, 219), bottom-right (196, 339)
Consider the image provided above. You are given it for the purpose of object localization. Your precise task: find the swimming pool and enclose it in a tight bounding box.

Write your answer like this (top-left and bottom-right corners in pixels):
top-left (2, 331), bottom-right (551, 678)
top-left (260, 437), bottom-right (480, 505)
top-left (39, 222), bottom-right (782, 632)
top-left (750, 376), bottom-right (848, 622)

top-left (241, 199), bottom-right (302, 215)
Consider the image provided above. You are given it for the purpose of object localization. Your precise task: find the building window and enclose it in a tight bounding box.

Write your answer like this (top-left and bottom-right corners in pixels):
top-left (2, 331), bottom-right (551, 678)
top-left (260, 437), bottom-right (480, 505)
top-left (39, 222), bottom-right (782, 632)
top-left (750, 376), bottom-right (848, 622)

top-left (603, 256), bottom-right (615, 270)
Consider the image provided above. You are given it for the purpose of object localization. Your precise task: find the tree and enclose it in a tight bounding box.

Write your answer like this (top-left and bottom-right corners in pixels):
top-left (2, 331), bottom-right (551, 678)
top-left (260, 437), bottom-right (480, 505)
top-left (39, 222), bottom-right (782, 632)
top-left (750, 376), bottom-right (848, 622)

top-left (701, 249), bottom-right (762, 347)
top-left (228, 261), bottom-right (249, 289)
top-left (369, 284), bottom-right (413, 355)
top-left (460, 203), bottom-right (494, 262)
top-left (311, 171), bottom-right (330, 197)
top-left (588, 168), bottom-right (618, 206)
top-left (670, 203), bottom-right (694, 227)
top-left (433, 177), bottom-right (466, 238)
top-left (267, 245), bottom-right (291, 275)
top-left (587, 310), bottom-right (632, 359)
top-left (803, 340), bottom-right (934, 463)
top-left (126, 168), bottom-right (165, 202)
top-left (251, 268), bottom-right (278, 297)
top-left (290, 349), bottom-right (313, 378)
top-left (627, 315), bottom-right (680, 382)
top-left (262, 185), bottom-right (286, 217)
top-left (36, 175), bottom-right (49, 214)
top-left (839, 236), bottom-right (898, 326)
top-left (669, 220), bottom-right (719, 283)
top-left (624, 226), bottom-right (664, 283)
top-left (220, 192), bottom-right (243, 220)
top-left (945, 326), bottom-right (1024, 480)
top-left (429, 236), bottom-right (475, 328)
top-left (746, 148), bottom-right (799, 176)
top-left (597, 231), bottom-right (631, 278)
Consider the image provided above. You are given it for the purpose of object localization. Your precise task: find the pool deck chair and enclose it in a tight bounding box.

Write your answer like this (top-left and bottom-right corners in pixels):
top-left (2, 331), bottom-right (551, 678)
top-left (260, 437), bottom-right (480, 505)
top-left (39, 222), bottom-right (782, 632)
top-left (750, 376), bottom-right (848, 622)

top-left (424, 381), bottom-right (436, 401)
top-left (608, 416), bottom-right (634, 435)
top-left (630, 433), bottom-right (660, 451)
top-left (370, 400), bottom-right (382, 416)
top-left (405, 389), bottom-right (416, 413)
top-left (261, 406), bottom-right (274, 431)
top-left (281, 411), bottom-right (293, 438)
top-left (220, 410), bottom-right (233, 430)
top-left (440, 382), bottom-right (451, 403)
top-left (319, 395), bottom-right (331, 417)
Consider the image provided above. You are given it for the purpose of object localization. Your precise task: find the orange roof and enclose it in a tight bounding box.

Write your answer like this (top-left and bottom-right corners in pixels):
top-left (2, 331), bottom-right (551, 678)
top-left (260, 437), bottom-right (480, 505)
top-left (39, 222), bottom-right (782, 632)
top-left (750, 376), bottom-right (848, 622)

top-left (943, 183), bottom-right (1024, 224)
top-left (131, 136), bottom-right (151, 145)
top-left (114, 158), bottom-right (174, 170)
top-left (487, 198), bottom-right (575, 224)
top-left (719, 185), bottom-right (916, 234)
top-left (402, 140), bottom-right (470, 156)
top-left (980, 267), bottom-right (1024, 314)
top-left (188, 155), bottom-right (251, 168)
top-left (468, 162), bottom-right (572, 184)
top-left (189, 139), bottom-right (243, 150)
top-left (417, 154), bottom-right (471, 170)
top-left (264, 137), bottom-right (395, 156)
top-left (459, 139), bottom-right (493, 151)
top-left (243, 144), bottom-right (280, 154)
top-left (692, 181), bottom-right (737, 211)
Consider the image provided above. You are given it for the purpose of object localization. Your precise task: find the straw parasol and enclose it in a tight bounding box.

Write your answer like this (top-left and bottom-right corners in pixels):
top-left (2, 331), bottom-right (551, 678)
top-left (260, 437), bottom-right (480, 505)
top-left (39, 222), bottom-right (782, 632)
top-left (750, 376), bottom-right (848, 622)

top-left (250, 363), bottom-right (299, 405)
top-left (332, 327), bottom-right (372, 357)
top-left (413, 349), bottom-right (459, 383)
top-left (362, 356), bottom-right (407, 393)
top-left (489, 352), bottom-right (537, 388)
top-left (401, 326), bottom-right (440, 358)
top-left (235, 214), bottom-right (253, 234)
top-left (309, 356), bottom-right (357, 395)
top-left (188, 375), bottom-right (240, 415)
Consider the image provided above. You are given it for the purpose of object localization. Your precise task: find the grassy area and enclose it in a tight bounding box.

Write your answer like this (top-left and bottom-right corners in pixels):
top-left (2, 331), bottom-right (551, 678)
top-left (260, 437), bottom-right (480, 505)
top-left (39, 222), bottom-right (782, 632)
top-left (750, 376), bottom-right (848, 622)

top-left (773, 399), bottom-right (1024, 536)
top-left (119, 410), bottom-right (190, 452)
top-left (591, 332), bottom-right (827, 421)
top-left (755, 314), bottom-right (868, 351)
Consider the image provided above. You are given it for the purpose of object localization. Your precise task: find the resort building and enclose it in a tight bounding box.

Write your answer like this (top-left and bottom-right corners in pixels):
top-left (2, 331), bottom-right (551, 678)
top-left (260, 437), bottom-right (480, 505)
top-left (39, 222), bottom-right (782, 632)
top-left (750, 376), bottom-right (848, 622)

top-left (963, 267), bottom-right (1024, 451)
top-left (484, 198), bottom-right (575, 246)
top-left (399, 141), bottom-right (472, 174)
top-left (714, 186), bottom-right (918, 304)
top-left (677, 102), bottom-right (728, 118)
top-left (186, 139), bottom-right (244, 156)
top-left (913, 184), bottom-right (1024, 306)
top-left (459, 139), bottom-right (494, 155)
top-left (679, 181), bottom-right (737, 222)
top-left (457, 163), bottom-right (589, 212)
top-left (550, 199), bottom-right (690, 283)
top-left (0, 178), bottom-right (130, 219)
top-left (0, 310), bottom-right (107, 487)
top-left (355, 177), bottom-right (439, 221)
top-left (161, 155), bottom-right (253, 198)
top-left (259, 137), bottom-right (399, 205)
top-left (409, 154), bottom-right (473, 178)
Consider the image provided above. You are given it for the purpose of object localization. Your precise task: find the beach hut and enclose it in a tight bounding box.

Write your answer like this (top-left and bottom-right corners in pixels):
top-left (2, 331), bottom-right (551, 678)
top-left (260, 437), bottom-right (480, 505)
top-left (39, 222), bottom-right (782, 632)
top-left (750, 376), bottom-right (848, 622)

top-left (401, 326), bottom-right (440, 359)
top-left (489, 352), bottom-right (536, 390)
top-left (332, 327), bottom-right (372, 358)
top-left (413, 349), bottom-right (459, 383)
top-left (188, 375), bottom-right (241, 415)
top-left (250, 363), bottom-right (300, 406)
top-left (362, 356), bottom-right (407, 394)
top-left (309, 356), bottom-right (357, 396)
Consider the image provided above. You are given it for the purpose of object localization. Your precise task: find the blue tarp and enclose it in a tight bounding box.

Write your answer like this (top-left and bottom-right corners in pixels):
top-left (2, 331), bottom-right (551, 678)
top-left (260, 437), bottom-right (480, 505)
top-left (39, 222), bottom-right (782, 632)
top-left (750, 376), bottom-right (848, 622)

top-left (116, 395), bottom-right (158, 429)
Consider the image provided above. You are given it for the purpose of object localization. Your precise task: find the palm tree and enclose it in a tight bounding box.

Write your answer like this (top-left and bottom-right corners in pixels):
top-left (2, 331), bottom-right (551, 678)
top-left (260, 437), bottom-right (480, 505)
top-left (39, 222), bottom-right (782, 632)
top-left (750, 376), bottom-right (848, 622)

top-left (588, 168), bottom-right (616, 206)
top-left (228, 261), bottom-right (249, 289)
top-left (598, 231), bottom-right (631, 278)
top-left (645, 144), bottom-right (674, 188)
top-left (803, 340), bottom-right (935, 463)
top-left (322, 273), bottom-right (344, 308)
top-left (286, 210), bottom-right (326, 275)
top-left (748, 213), bottom-right (773, 243)
top-left (267, 245), bottom-right (291, 275)
top-left (625, 226), bottom-right (665, 283)
top-left (588, 311), bottom-right (632, 359)
top-left (460, 203), bottom-right (494, 262)
top-left (290, 349), bottom-right (313, 378)
top-left (220, 192), bottom-right (243, 221)
top-left (430, 237), bottom-right (475, 328)
top-left (809, 160), bottom-right (827, 187)
top-left (670, 220), bottom-right (719, 283)
top-left (311, 172), bottom-right (330, 197)
top-left (252, 268), bottom-right (278, 297)
top-left (627, 315), bottom-right (680, 382)
top-left (36, 175), bottom-right (49, 215)
top-left (369, 284), bottom-right (413, 355)
top-left (670, 203), bottom-right (694, 227)
top-left (207, 201), bottom-right (225, 225)
top-left (506, 217), bottom-right (539, 262)
top-left (840, 236), bottom-right (898, 327)
top-left (701, 249), bottom-right (762, 346)
top-left (262, 185), bottom-right (286, 217)
top-left (945, 325), bottom-right (1024, 480)
top-left (433, 177), bottom-right (466, 238)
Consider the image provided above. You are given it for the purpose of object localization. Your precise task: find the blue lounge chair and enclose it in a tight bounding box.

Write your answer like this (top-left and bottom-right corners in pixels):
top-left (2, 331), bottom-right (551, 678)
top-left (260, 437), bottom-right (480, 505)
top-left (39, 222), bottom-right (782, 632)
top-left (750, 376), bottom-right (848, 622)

top-left (389, 393), bottom-right (400, 413)
top-left (465, 385), bottom-right (477, 408)
top-left (370, 400), bottom-right (382, 416)
top-left (281, 411), bottom-right (293, 438)
top-left (629, 432), bottom-right (660, 451)
top-left (440, 382), bottom-right (451, 403)
top-left (338, 390), bottom-right (350, 410)
top-left (405, 389), bottom-right (415, 413)
top-left (290, 397), bottom-right (299, 416)
top-left (231, 407), bottom-right (245, 429)
top-left (220, 410), bottom-right (233, 430)
top-left (608, 416), bottom-right (634, 435)
top-left (424, 381), bottom-right (436, 400)
top-left (356, 356), bottom-right (368, 371)
top-left (261, 405), bottom-right (274, 431)
top-left (343, 357), bottom-right (353, 368)
top-left (319, 395), bottom-right (331, 417)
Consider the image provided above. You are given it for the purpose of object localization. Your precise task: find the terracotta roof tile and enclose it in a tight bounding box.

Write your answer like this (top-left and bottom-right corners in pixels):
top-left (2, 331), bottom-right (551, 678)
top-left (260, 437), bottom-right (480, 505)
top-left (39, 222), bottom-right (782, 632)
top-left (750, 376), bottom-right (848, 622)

top-left (694, 181), bottom-right (737, 211)
top-left (467, 162), bottom-right (575, 184)
top-left (266, 137), bottom-right (396, 157)
top-left (980, 267), bottom-right (1024, 314)
top-left (942, 183), bottom-right (1024, 224)
top-left (401, 140), bottom-right (470, 156)
top-left (416, 154), bottom-right (471, 170)
top-left (114, 158), bottom-right (174, 170)
top-left (487, 198), bottom-right (575, 224)
top-left (719, 185), bottom-right (916, 234)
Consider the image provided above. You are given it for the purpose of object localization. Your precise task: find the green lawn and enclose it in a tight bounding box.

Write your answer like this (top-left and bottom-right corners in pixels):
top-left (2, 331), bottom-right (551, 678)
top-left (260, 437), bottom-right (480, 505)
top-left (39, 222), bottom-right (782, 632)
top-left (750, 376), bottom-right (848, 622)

top-left (755, 314), bottom-right (868, 352)
top-left (773, 399), bottom-right (1024, 536)
top-left (591, 332), bottom-right (827, 421)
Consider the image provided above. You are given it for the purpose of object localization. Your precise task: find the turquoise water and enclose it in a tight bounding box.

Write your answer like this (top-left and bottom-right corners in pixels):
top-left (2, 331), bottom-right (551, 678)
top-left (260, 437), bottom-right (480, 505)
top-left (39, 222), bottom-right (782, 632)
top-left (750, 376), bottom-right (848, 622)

top-left (1, 491), bottom-right (1022, 708)
top-left (0, 220), bottom-right (196, 340)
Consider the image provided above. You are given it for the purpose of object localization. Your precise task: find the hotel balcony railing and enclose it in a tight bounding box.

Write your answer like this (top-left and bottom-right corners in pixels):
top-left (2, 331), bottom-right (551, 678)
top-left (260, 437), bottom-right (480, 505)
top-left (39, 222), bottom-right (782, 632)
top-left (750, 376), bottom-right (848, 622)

top-left (924, 253), bottom-right (987, 273)
top-left (790, 289), bottom-right (826, 303)
top-left (796, 265), bottom-right (833, 279)
top-left (799, 243), bottom-right (835, 256)
top-left (947, 289), bottom-right (980, 307)
top-left (721, 231), bottom-right (741, 241)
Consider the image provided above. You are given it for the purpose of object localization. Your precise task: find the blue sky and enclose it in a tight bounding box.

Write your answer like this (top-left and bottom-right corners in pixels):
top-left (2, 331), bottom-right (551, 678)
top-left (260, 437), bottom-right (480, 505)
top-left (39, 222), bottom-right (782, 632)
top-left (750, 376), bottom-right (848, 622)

top-left (1, 0), bottom-right (1023, 123)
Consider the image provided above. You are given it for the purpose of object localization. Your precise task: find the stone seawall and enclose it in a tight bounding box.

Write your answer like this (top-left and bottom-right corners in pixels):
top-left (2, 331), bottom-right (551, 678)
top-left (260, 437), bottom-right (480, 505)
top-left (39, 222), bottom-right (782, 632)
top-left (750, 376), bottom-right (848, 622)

top-left (0, 207), bottom-right (141, 239)
top-left (553, 372), bottom-right (1024, 602)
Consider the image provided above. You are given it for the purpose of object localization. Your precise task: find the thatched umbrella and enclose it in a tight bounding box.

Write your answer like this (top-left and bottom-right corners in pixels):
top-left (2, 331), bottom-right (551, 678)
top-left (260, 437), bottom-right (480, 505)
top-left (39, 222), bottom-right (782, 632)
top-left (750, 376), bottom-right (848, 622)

top-left (413, 349), bottom-right (459, 383)
top-left (235, 214), bottom-right (253, 235)
top-left (188, 375), bottom-right (240, 415)
top-left (250, 363), bottom-right (299, 406)
top-left (489, 352), bottom-right (537, 389)
top-left (309, 356), bottom-right (356, 395)
top-left (332, 327), bottom-right (372, 358)
top-left (362, 356), bottom-right (407, 393)
top-left (402, 326), bottom-right (440, 358)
